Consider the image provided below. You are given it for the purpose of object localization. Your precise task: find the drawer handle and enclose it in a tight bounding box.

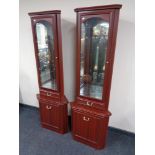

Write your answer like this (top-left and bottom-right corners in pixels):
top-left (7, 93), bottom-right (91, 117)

top-left (46, 105), bottom-right (52, 110)
top-left (86, 102), bottom-right (93, 106)
top-left (83, 116), bottom-right (90, 121)
top-left (47, 92), bottom-right (51, 96)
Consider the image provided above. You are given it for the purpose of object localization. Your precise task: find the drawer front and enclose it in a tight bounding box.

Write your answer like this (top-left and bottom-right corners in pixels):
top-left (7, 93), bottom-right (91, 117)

top-left (39, 96), bottom-right (59, 105)
top-left (40, 90), bottom-right (60, 99)
top-left (73, 111), bottom-right (99, 144)
top-left (77, 98), bottom-right (105, 110)
top-left (40, 102), bottom-right (60, 129)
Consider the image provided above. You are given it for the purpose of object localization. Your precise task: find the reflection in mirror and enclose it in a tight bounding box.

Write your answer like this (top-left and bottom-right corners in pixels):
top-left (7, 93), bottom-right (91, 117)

top-left (80, 17), bottom-right (109, 99)
top-left (36, 21), bottom-right (57, 90)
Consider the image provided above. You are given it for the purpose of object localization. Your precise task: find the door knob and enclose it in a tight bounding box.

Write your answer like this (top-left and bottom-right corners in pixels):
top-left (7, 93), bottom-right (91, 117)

top-left (83, 116), bottom-right (90, 121)
top-left (47, 92), bottom-right (51, 96)
top-left (46, 105), bottom-right (52, 110)
top-left (86, 102), bottom-right (93, 106)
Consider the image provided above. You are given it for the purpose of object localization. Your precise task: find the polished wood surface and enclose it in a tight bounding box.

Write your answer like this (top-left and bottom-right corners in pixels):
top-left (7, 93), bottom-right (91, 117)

top-left (28, 10), bottom-right (61, 16)
top-left (38, 95), bottom-right (68, 134)
top-left (29, 11), bottom-right (68, 134)
top-left (74, 4), bottom-right (122, 12)
top-left (72, 103), bottom-right (111, 149)
top-left (72, 4), bottom-right (122, 149)
top-left (75, 5), bottom-right (122, 109)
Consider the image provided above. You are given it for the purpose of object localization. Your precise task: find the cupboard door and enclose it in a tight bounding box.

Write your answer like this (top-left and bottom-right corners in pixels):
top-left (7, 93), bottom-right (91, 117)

top-left (73, 111), bottom-right (99, 144)
top-left (74, 111), bottom-right (88, 140)
top-left (32, 16), bottom-right (60, 91)
top-left (78, 14), bottom-right (111, 102)
top-left (40, 103), bottom-right (60, 129)
top-left (87, 115), bottom-right (98, 143)
top-left (72, 109), bottom-right (110, 148)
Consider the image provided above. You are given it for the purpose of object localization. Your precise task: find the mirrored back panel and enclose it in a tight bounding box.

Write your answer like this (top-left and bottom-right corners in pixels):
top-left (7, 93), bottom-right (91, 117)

top-left (35, 20), bottom-right (57, 90)
top-left (80, 17), bottom-right (109, 100)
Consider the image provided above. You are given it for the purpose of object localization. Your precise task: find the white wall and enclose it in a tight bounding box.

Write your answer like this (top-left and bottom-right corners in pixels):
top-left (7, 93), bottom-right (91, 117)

top-left (19, 0), bottom-right (135, 132)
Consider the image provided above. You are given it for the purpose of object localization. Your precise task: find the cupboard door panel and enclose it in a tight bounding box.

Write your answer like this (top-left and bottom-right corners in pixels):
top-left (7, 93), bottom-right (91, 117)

top-left (40, 103), bottom-right (51, 124)
top-left (72, 108), bottom-right (110, 148)
top-left (40, 103), bottom-right (60, 129)
top-left (79, 15), bottom-right (110, 101)
top-left (74, 111), bottom-right (88, 139)
top-left (49, 105), bottom-right (59, 128)
top-left (35, 20), bottom-right (57, 90)
top-left (73, 110), bottom-right (99, 144)
top-left (33, 17), bottom-right (60, 91)
top-left (87, 116), bottom-right (98, 143)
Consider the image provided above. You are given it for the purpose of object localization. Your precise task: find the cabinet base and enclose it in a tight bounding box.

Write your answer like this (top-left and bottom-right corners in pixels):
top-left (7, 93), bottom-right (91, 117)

top-left (73, 134), bottom-right (106, 149)
top-left (37, 94), bottom-right (68, 134)
top-left (41, 123), bottom-right (67, 134)
top-left (71, 103), bottom-right (111, 149)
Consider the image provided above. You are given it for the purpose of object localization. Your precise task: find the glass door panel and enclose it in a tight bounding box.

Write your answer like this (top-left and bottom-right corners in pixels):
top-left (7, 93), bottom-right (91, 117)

top-left (80, 17), bottom-right (109, 100)
top-left (35, 20), bottom-right (57, 90)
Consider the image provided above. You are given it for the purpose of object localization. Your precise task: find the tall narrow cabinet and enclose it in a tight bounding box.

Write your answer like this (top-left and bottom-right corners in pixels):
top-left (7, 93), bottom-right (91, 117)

top-left (71, 5), bottom-right (122, 149)
top-left (29, 10), bottom-right (68, 134)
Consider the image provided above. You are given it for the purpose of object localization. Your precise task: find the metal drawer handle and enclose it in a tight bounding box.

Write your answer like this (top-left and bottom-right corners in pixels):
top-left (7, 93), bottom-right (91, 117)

top-left (47, 92), bottom-right (51, 96)
top-left (46, 105), bottom-right (52, 110)
top-left (83, 116), bottom-right (90, 121)
top-left (86, 101), bottom-right (93, 106)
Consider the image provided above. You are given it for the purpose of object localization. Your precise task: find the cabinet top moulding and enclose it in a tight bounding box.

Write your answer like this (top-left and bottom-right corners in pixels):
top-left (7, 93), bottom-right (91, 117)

top-left (28, 10), bottom-right (61, 17)
top-left (74, 4), bottom-right (122, 12)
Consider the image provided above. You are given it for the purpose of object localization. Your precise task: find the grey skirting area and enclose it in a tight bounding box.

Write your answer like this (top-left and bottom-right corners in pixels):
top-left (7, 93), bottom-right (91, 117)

top-left (19, 105), bottom-right (135, 155)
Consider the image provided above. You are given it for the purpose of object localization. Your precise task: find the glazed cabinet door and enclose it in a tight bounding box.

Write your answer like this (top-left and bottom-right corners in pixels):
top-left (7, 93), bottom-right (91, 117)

top-left (40, 103), bottom-right (60, 129)
top-left (31, 15), bottom-right (60, 92)
top-left (79, 15), bottom-right (110, 100)
top-left (76, 9), bottom-right (118, 108)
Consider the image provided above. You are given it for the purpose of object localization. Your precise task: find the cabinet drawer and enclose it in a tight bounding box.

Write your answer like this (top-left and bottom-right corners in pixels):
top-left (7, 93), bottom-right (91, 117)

top-left (39, 96), bottom-right (59, 105)
top-left (77, 98), bottom-right (105, 110)
top-left (40, 90), bottom-right (60, 99)
top-left (40, 102), bottom-right (60, 130)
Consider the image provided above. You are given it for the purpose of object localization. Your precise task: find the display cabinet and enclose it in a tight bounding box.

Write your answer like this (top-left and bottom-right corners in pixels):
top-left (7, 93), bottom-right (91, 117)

top-left (71, 5), bottom-right (122, 149)
top-left (29, 10), bottom-right (68, 134)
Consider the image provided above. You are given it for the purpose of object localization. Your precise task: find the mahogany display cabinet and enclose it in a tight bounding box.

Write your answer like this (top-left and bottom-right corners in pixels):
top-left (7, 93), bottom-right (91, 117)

top-left (71, 4), bottom-right (122, 149)
top-left (29, 10), bottom-right (68, 134)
